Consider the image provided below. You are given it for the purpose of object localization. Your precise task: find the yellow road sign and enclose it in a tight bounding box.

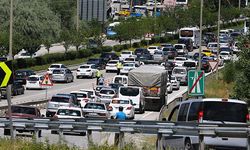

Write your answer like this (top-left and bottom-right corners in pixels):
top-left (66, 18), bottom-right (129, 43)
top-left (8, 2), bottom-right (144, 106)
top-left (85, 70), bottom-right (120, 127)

top-left (0, 61), bottom-right (13, 87)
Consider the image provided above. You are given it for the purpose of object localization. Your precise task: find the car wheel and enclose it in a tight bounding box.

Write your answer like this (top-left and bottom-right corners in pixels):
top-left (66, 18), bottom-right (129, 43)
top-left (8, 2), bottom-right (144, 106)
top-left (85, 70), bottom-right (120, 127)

top-left (66, 78), bottom-right (69, 83)
top-left (184, 138), bottom-right (196, 150)
top-left (4, 129), bottom-right (10, 135)
top-left (91, 73), bottom-right (94, 79)
top-left (76, 76), bottom-right (80, 79)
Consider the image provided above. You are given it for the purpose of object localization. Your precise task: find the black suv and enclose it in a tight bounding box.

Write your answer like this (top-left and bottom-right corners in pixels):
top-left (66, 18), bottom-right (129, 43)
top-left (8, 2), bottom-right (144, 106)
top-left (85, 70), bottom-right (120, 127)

top-left (14, 69), bottom-right (36, 85)
top-left (100, 52), bottom-right (119, 64)
top-left (86, 58), bottom-right (105, 70)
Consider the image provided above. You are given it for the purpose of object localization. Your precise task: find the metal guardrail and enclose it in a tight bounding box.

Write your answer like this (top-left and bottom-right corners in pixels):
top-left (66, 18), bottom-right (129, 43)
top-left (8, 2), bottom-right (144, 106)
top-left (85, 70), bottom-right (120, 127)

top-left (1, 118), bottom-right (250, 150)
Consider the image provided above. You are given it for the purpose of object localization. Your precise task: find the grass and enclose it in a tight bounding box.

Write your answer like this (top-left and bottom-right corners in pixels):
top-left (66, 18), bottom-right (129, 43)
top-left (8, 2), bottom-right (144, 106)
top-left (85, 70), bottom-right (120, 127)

top-left (205, 71), bottom-right (234, 98)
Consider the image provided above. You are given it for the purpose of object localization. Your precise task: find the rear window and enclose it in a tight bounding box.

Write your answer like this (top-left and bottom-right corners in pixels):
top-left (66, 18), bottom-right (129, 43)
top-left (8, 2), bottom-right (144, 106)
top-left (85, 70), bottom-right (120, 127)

top-left (53, 70), bottom-right (64, 74)
top-left (203, 102), bottom-right (248, 123)
top-left (11, 106), bottom-right (36, 115)
top-left (50, 65), bottom-right (60, 68)
top-left (111, 100), bottom-right (129, 104)
top-left (122, 51), bottom-right (131, 54)
top-left (183, 62), bottom-right (196, 67)
top-left (125, 58), bottom-right (135, 61)
top-left (57, 109), bottom-right (81, 116)
top-left (202, 50), bottom-right (211, 53)
top-left (84, 103), bottom-right (105, 110)
top-left (120, 87), bottom-right (139, 96)
top-left (80, 66), bottom-right (90, 69)
top-left (51, 96), bottom-right (70, 103)
top-left (173, 68), bottom-right (186, 74)
top-left (175, 57), bottom-right (186, 61)
top-left (28, 77), bottom-right (39, 81)
top-left (100, 89), bottom-right (115, 95)
top-left (175, 45), bottom-right (183, 49)
top-left (71, 93), bottom-right (87, 98)
top-left (108, 61), bottom-right (118, 64)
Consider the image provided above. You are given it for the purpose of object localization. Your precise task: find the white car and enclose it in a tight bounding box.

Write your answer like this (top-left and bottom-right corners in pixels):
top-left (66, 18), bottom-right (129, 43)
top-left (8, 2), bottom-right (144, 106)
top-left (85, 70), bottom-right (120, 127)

top-left (174, 44), bottom-right (187, 55)
top-left (76, 64), bottom-right (97, 79)
top-left (26, 75), bottom-right (45, 90)
top-left (207, 42), bottom-right (218, 51)
top-left (170, 76), bottom-right (180, 90)
top-left (147, 46), bottom-right (161, 55)
top-left (173, 57), bottom-right (187, 67)
top-left (109, 98), bottom-right (135, 119)
top-left (82, 102), bottom-right (110, 119)
top-left (167, 82), bottom-right (173, 94)
top-left (219, 51), bottom-right (232, 61)
top-left (79, 89), bottom-right (97, 100)
top-left (47, 64), bottom-right (67, 74)
top-left (105, 60), bottom-right (119, 73)
top-left (70, 91), bottom-right (90, 107)
top-left (120, 62), bottom-right (136, 75)
top-left (120, 50), bottom-right (134, 61)
top-left (232, 41), bottom-right (240, 53)
top-left (99, 88), bottom-right (117, 104)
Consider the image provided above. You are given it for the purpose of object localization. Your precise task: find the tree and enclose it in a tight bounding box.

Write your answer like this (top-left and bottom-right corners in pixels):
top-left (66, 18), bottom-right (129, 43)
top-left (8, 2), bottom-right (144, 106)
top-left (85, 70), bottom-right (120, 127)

top-left (0, 0), bottom-right (61, 56)
top-left (87, 20), bottom-right (105, 47)
top-left (60, 30), bottom-right (72, 52)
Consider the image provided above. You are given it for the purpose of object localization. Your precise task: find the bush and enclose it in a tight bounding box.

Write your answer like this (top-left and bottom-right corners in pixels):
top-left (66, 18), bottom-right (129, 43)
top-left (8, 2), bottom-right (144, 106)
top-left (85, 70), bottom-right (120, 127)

top-left (90, 47), bottom-right (102, 54)
top-left (64, 51), bottom-right (77, 60)
top-left (113, 45), bottom-right (123, 52)
top-left (26, 58), bottom-right (36, 67)
top-left (77, 49), bottom-right (93, 58)
top-left (132, 42), bottom-right (140, 48)
top-left (101, 46), bottom-right (113, 52)
top-left (140, 40), bottom-right (148, 46)
top-left (222, 62), bottom-right (236, 83)
top-left (42, 53), bottom-right (65, 64)
top-left (35, 57), bottom-right (46, 66)
top-left (16, 58), bottom-right (27, 69)
top-left (122, 44), bottom-right (130, 49)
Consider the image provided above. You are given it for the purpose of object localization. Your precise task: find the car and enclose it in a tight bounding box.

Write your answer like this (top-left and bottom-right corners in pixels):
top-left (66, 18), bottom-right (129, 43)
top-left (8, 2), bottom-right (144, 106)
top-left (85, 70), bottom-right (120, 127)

top-left (219, 37), bottom-right (231, 47)
top-left (80, 89), bottom-right (97, 100)
top-left (170, 76), bottom-right (180, 90)
top-left (4, 105), bottom-right (42, 136)
top-left (162, 47), bottom-right (178, 59)
top-left (109, 98), bottom-right (135, 119)
top-left (47, 64), bottom-right (67, 74)
top-left (70, 91), bottom-right (90, 107)
top-left (230, 31), bottom-right (242, 40)
top-left (164, 98), bottom-right (249, 150)
top-left (167, 82), bottom-right (173, 94)
top-left (232, 41), bottom-right (240, 54)
top-left (193, 52), bottom-right (206, 62)
top-left (120, 62), bottom-right (137, 75)
top-left (153, 50), bottom-right (167, 62)
top-left (52, 106), bottom-right (85, 136)
top-left (112, 75), bottom-right (128, 86)
top-left (202, 32), bottom-right (216, 46)
top-left (178, 38), bottom-right (194, 52)
top-left (161, 61), bottom-right (175, 74)
top-left (220, 46), bottom-right (234, 55)
top-left (202, 49), bottom-right (213, 57)
top-left (105, 60), bottom-right (119, 73)
top-left (100, 52), bottom-right (119, 63)
top-left (134, 48), bottom-right (151, 59)
top-left (98, 88), bottom-right (117, 104)
top-left (108, 83), bottom-right (124, 93)
top-left (160, 43), bottom-right (173, 48)
top-left (51, 68), bottom-right (74, 83)
top-left (1, 81), bottom-right (25, 98)
top-left (183, 60), bottom-right (197, 71)
top-left (173, 57), bottom-right (187, 67)
top-left (120, 50), bottom-right (134, 61)
top-left (82, 102), bottom-right (111, 119)
top-left (76, 64), bottom-right (97, 79)
top-left (86, 58), bottom-right (105, 70)
top-left (174, 44), bottom-right (187, 56)
top-left (147, 46), bottom-right (161, 55)
top-left (46, 94), bottom-right (78, 117)
top-left (14, 69), bottom-right (36, 85)
top-left (207, 42), bottom-right (218, 51)
top-left (172, 67), bottom-right (188, 85)
top-left (201, 57), bottom-right (212, 73)
top-left (219, 51), bottom-right (232, 61)
top-left (26, 75), bottom-right (45, 90)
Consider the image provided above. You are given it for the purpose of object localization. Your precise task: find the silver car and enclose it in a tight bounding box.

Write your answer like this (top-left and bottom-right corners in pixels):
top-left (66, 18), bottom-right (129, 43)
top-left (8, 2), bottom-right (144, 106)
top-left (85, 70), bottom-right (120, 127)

top-left (153, 50), bottom-right (166, 62)
top-left (52, 68), bottom-right (74, 83)
top-left (82, 102), bottom-right (111, 119)
top-left (172, 67), bottom-right (188, 85)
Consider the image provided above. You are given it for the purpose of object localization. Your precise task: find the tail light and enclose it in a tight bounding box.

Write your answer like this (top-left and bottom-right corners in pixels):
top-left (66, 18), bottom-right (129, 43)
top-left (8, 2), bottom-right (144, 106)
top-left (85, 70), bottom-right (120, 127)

top-left (246, 114), bottom-right (250, 121)
top-left (198, 111), bottom-right (203, 123)
top-left (126, 106), bottom-right (132, 110)
top-left (157, 88), bottom-right (161, 95)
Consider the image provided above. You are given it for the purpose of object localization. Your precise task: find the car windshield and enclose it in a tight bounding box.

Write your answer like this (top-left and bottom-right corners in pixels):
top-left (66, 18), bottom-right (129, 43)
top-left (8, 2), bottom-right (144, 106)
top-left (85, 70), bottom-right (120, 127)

top-left (84, 103), bottom-right (105, 110)
top-left (53, 69), bottom-right (64, 74)
top-left (122, 51), bottom-right (131, 54)
top-left (111, 100), bottom-right (129, 104)
top-left (154, 51), bottom-right (162, 55)
top-left (148, 47), bottom-right (157, 49)
top-left (175, 45), bottom-right (183, 49)
top-left (203, 102), bottom-right (248, 122)
top-left (220, 52), bottom-right (229, 55)
top-left (202, 50), bottom-right (211, 53)
top-left (57, 109), bottom-right (81, 116)
top-left (183, 62), bottom-right (196, 67)
top-left (171, 76), bottom-right (176, 80)
top-left (27, 77), bottom-right (39, 81)
top-left (108, 61), bottom-right (117, 64)
top-left (123, 63), bottom-right (134, 67)
top-left (71, 93), bottom-right (87, 98)
top-left (11, 106), bottom-right (36, 115)
top-left (125, 58), bottom-right (135, 61)
top-left (80, 66), bottom-right (90, 69)
top-left (173, 68), bottom-right (186, 74)
top-left (100, 89), bottom-right (115, 95)
top-left (120, 87), bottom-right (139, 96)
top-left (51, 97), bottom-right (69, 103)
top-left (50, 65), bottom-right (60, 68)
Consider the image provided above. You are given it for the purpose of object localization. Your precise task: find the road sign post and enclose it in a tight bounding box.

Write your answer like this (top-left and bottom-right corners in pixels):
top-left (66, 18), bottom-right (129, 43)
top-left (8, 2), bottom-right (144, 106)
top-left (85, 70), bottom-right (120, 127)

top-left (188, 70), bottom-right (205, 96)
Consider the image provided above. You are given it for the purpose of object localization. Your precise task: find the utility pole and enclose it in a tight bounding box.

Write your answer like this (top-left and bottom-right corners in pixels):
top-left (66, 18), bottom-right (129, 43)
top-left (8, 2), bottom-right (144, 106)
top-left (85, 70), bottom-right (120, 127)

top-left (76, 0), bottom-right (79, 31)
top-left (198, 0), bottom-right (203, 71)
top-left (8, 0), bottom-right (14, 140)
top-left (216, 0), bottom-right (221, 80)
top-left (239, 0), bottom-right (241, 9)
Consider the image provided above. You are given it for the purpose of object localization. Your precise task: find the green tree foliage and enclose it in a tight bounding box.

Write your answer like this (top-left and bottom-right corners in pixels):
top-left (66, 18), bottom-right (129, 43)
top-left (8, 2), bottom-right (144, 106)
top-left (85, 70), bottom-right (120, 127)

top-left (0, 0), bottom-right (61, 56)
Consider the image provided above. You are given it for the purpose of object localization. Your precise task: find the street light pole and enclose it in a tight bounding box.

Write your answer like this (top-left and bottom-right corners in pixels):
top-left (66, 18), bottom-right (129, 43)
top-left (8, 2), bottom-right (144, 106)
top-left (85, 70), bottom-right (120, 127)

top-left (76, 0), bottom-right (79, 31)
top-left (216, 0), bottom-right (221, 80)
top-left (198, 0), bottom-right (203, 71)
top-left (8, 0), bottom-right (14, 139)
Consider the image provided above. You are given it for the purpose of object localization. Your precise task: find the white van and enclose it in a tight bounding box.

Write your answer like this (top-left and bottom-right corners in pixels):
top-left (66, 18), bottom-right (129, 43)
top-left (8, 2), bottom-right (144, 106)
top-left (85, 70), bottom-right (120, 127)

top-left (112, 75), bottom-right (128, 86)
top-left (118, 86), bottom-right (145, 113)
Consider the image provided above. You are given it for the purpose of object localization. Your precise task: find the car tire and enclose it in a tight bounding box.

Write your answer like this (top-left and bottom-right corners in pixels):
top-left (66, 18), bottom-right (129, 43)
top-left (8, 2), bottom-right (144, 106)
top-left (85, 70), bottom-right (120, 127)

top-left (76, 76), bottom-right (80, 79)
top-left (184, 138), bottom-right (196, 150)
top-left (4, 129), bottom-right (10, 135)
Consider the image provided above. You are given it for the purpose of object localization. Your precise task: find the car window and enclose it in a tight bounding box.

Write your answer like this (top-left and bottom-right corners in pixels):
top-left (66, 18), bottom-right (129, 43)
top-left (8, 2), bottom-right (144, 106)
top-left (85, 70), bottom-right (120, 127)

top-left (173, 68), bottom-right (186, 74)
top-left (168, 105), bottom-right (179, 122)
top-left (11, 106), bottom-right (36, 115)
top-left (71, 93), bottom-right (87, 98)
top-left (51, 97), bottom-right (70, 103)
top-left (114, 77), bottom-right (123, 84)
top-left (175, 45), bottom-right (183, 49)
top-left (50, 65), bottom-right (60, 68)
top-left (203, 102), bottom-right (248, 123)
top-left (178, 103), bottom-right (190, 121)
top-left (122, 51), bottom-right (131, 54)
top-left (100, 89), bottom-right (115, 95)
top-left (57, 109), bottom-right (81, 116)
top-left (188, 102), bottom-right (202, 121)
top-left (61, 65), bottom-right (66, 68)
top-left (27, 77), bottom-right (39, 81)
top-left (53, 69), bottom-right (64, 74)
top-left (80, 66), bottom-right (90, 69)
top-left (120, 87), bottom-right (139, 96)
top-left (84, 103), bottom-right (105, 110)
top-left (111, 100), bottom-right (129, 104)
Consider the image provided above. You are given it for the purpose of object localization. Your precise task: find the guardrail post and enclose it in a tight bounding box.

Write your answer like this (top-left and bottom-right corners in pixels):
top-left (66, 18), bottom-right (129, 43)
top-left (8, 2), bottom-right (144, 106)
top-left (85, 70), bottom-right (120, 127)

top-left (13, 127), bottom-right (16, 138)
top-left (58, 129), bottom-right (64, 144)
top-left (33, 129), bottom-right (39, 143)
top-left (87, 130), bottom-right (93, 147)
top-left (199, 134), bottom-right (205, 150)
top-left (248, 134), bottom-right (250, 150)
top-left (118, 131), bottom-right (124, 150)
top-left (156, 133), bottom-right (163, 150)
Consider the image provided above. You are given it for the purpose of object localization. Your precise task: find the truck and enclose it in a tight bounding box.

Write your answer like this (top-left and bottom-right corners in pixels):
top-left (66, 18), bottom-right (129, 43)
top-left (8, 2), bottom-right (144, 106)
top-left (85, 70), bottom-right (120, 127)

top-left (128, 65), bottom-right (168, 111)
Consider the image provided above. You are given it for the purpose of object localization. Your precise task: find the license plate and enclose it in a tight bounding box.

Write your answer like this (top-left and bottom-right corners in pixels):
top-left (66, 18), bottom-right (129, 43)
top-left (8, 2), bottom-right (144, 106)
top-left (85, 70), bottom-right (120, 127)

top-left (88, 113), bottom-right (97, 116)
